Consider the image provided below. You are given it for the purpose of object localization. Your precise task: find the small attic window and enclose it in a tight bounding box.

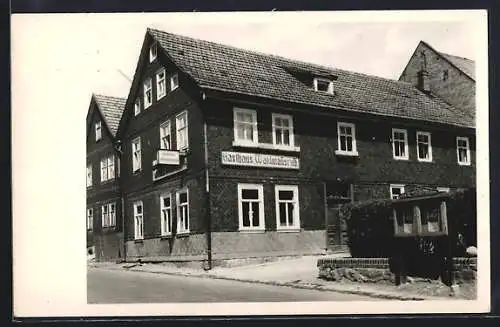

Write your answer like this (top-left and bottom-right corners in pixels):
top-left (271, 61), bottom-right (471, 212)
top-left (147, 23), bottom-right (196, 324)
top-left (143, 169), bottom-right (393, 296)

top-left (149, 43), bottom-right (157, 62)
top-left (442, 69), bottom-right (449, 81)
top-left (313, 77), bottom-right (334, 94)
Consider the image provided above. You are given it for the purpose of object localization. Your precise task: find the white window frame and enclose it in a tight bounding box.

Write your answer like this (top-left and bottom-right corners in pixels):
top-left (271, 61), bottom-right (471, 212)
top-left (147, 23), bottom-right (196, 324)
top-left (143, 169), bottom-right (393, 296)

top-left (313, 77), bottom-right (334, 94)
top-left (101, 204), bottom-right (108, 228)
top-left (233, 107), bottom-right (259, 145)
top-left (275, 185), bottom-right (300, 231)
top-left (149, 42), bottom-right (157, 62)
top-left (390, 184), bottom-right (405, 200)
top-left (144, 78), bottom-right (153, 109)
top-left (87, 208), bottom-right (93, 231)
top-left (86, 164), bottom-right (92, 187)
top-left (95, 121), bottom-right (102, 141)
top-left (416, 131), bottom-right (433, 162)
top-left (133, 201), bottom-right (144, 240)
top-left (156, 68), bottom-right (166, 100)
top-left (272, 113), bottom-right (295, 148)
top-left (160, 193), bottom-right (172, 236)
top-left (176, 188), bottom-right (190, 234)
top-left (131, 137), bottom-right (142, 172)
top-left (101, 203), bottom-right (116, 228)
top-left (456, 136), bottom-right (471, 166)
top-left (237, 183), bottom-right (265, 232)
top-left (100, 155), bottom-right (115, 182)
top-left (170, 73), bottom-right (179, 91)
top-left (134, 97), bottom-right (141, 116)
top-left (336, 122), bottom-right (358, 155)
top-left (437, 187), bottom-right (450, 193)
top-left (176, 111), bottom-right (189, 150)
top-left (392, 128), bottom-right (409, 160)
top-left (160, 120), bottom-right (172, 150)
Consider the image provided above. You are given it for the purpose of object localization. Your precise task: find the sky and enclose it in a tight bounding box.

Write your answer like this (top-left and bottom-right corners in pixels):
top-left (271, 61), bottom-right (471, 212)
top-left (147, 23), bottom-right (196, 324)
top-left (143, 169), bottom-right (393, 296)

top-left (13, 11), bottom-right (480, 102)
top-left (11, 11), bottom-right (489, 317)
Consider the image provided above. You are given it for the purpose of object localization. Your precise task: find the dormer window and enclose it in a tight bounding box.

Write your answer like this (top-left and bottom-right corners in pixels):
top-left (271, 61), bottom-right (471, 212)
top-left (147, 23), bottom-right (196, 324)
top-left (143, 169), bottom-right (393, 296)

top-left (313, 77), bottom-right (334, 94)
top-left (149, 43), bottom-right (157, 62)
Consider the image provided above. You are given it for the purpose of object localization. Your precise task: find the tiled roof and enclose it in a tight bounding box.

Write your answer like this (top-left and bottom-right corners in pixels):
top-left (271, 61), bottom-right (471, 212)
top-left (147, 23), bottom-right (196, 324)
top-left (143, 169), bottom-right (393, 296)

top-left (93, 94), bottom-right (126, 137)
top-left (439, 52), bottom-right (475, 81)
top-left (148, 28), bottom-right (474, 129)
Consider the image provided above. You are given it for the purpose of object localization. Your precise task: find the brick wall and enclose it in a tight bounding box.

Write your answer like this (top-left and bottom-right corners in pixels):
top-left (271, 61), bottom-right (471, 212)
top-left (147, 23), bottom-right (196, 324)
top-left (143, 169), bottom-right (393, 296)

top-left (125, 233), bottom-right (207, 260)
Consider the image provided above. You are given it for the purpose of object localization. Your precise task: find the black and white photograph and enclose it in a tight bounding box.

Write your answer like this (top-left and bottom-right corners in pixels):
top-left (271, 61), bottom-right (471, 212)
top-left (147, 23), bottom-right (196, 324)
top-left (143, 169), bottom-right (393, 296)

top-left (12, 9), bottom-right (489, 317)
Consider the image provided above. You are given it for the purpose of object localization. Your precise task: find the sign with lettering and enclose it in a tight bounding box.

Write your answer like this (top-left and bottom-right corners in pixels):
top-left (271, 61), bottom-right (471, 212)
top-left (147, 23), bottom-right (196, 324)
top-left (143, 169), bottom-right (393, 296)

top-left (221, 151), bottom-right (300, 170)
top-left (157, 149), bottom-right (180, 165)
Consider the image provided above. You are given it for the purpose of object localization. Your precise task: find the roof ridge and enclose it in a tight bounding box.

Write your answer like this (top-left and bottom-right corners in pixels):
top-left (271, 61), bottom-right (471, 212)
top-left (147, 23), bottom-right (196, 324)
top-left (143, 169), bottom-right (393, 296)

top-left (147, 27), bottom-right (414, 87)
top-left (93, 93), bottom-right (127, 101)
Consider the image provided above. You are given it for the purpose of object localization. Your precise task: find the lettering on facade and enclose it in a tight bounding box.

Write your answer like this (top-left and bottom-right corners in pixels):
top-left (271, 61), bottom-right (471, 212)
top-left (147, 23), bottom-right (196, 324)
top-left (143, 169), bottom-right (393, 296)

top-left (221, 151), bottom-right (300, 170)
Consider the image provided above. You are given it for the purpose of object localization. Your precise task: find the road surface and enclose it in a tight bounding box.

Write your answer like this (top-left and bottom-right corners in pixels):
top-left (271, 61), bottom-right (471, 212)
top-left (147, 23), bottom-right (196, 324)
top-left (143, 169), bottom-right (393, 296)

top-left (87, 267), bottom-right (379, 303)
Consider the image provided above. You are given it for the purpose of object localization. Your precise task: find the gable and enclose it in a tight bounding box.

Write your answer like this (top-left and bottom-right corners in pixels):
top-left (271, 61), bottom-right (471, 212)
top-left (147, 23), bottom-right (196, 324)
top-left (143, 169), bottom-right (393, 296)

top-left (86, 94), bottom-right (125, 143)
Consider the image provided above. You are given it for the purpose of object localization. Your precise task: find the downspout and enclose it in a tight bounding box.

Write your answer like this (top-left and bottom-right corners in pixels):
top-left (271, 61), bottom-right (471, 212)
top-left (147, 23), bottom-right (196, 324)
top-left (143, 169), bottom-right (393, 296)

top-left (323, 182), bottom-right (328, 253)
top-left (116, 140), bottom-right (126, 263)
top-left (202, 92), bottom-right (212, 270)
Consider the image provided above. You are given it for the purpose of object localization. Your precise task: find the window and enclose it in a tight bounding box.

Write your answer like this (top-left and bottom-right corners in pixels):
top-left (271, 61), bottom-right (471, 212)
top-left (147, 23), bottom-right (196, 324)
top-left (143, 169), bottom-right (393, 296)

top-left (237, 184), bottom-right (264, 231)
top-left (275, 185), bottom-right (300, 230)
top-left (156, 68), bottom-right (166, 100)
top-left (134, 97), bottom-right (141, 116)
top-left (170, 73), bottom-right (179, 91)
top-left (313, 77), bottom-right (334, 94)
top-left (144, 78), bottom-right (152, 109)
top-left (457, 136), bottom-right (471, 166)
top-left (132, 137), bottom-right (141, 172)
top-left (390, 184), bottom-right (405, 200)
top-left (101, 203), bottom-right (116, 228)
top-left (95, 121), bottom-right (102, 141)
top-left (336, 122), bottom-right (357, 154)
top-left (416, 131), bottom-right (432, 162)
top-left (86, 164), bottom-right (92, 187)
top-left (176, 111), bottom-right (188, 150)
top-left (160, 121), bottom-right (171, 150)
top-left (437, 187), bottom-right (450, 193)
top-left (392, 128), bottom-right (409, 160)
top-left (87, 208), bottom-right (93, 231)
top-left (134, 201), bottom-right (144, 240)
top-left (100, 155), bottom-right (115, 182)
top-left (149, 43), bottom-right (157, 62)
top-left (272, 113), bottom-right (294, 147)
top-left (176, 189), bottom-right (189, 234)
top-left (160, 194), bottom-right (172, 236)
top-left (442, 69), bottom-right (449, 81)
top-left (233, 108), bottom-right (258, 145)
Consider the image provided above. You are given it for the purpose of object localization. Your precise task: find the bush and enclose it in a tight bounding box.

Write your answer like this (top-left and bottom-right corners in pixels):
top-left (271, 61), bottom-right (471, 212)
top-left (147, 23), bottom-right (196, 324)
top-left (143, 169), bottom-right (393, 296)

top-left (341, 187), bottom-right (477, 259)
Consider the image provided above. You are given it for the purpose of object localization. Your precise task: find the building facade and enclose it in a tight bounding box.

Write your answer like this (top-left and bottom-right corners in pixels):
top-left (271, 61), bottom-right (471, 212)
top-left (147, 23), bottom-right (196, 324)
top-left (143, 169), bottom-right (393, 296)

top-left (86, 94), bottom-right (126, 261)
top-left (87, 28), bottom-right (476, 263)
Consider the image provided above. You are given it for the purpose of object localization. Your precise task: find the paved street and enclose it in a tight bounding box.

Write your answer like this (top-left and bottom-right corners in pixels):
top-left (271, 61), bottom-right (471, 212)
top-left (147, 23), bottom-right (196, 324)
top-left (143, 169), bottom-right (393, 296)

top-left (87, 267), bottom-right (378, 303)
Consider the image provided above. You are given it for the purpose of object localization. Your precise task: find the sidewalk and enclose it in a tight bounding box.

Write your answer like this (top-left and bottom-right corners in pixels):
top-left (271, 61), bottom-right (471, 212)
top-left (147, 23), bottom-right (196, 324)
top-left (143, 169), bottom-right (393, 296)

top-left (89, 254), bottom-right (449, 301)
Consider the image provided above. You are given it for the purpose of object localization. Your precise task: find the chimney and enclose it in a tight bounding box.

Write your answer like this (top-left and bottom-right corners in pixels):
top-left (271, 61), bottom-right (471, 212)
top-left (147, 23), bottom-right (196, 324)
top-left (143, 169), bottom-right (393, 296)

top-left (417, 69), bottom-right (431, 93)
top-left (417, 50), bottom-right (431, 93)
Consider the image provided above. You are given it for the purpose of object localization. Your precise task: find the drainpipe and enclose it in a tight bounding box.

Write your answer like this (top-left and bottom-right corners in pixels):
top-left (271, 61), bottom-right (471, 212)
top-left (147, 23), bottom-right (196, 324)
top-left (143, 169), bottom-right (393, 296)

top-left (203, 121), bottom-right (212, 270)
top-left (115, 140), bottom-right (126, 263)
top-left (201, 92), bottom-right (212, 271)
top-left (323, 181), bottom-right (328, 252)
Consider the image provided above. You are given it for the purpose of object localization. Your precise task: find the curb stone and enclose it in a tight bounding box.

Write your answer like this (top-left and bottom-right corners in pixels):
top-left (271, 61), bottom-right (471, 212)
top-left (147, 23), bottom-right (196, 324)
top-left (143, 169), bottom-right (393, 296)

top-left (93, 265), bottom-right (441, 301)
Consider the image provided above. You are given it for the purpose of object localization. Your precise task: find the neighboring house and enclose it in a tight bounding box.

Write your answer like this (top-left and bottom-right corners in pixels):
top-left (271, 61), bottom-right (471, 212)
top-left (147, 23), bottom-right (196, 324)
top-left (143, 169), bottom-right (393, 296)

top-left (89, 28), bottom-right (476, 263)
top-left (86, 94), bottom-right (126, 261)
top-left (399, 40), bottom-right (476, 119)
